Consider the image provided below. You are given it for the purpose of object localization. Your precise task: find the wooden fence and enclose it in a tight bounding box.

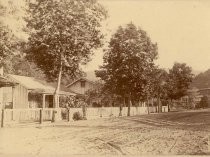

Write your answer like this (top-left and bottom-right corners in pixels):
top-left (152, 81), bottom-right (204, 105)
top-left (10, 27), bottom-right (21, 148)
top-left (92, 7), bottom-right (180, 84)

top-left (4, 108), bottom-right (54, 122)
top-left (67, 106), bottom-right (168, 120)
top-left (1, 106), bottom-right (168, 127)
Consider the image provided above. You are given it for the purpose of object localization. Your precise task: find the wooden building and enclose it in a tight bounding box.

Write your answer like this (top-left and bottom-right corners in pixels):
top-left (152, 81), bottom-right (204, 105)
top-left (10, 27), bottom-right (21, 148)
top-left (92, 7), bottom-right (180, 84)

top-left (197, 88), bottom-right (210, 107)
top-left (0, 74), bottom-right (75, 109)
top-left (0, 75), bottom-right (18, 109)
top-left (179, 87), bottom-right (210, 108)
top-left (66, 78), bottom-right (96, 95)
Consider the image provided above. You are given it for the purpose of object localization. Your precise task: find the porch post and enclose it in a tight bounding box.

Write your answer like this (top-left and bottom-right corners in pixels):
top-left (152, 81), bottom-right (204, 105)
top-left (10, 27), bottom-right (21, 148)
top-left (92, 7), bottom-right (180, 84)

top-left (12, 87), bottom-right (15, 121)
top-left (1, 109), bottom-right (5, 128)
top-left (53, 94), bottom-right (59, 108)
top-left (42, 94), bottom-right (46, 108)
top-left (12, 87), bottom-right (15, 109)
top-left (58, 95), bottom-right (60, 108)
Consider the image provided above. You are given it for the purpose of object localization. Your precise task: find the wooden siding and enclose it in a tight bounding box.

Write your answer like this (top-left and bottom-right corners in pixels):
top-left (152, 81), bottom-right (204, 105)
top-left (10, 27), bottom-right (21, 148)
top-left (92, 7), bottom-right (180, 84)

top-left (68, 80), bottom-right (95, 95)
top-left (13, 84), bottom-right (28, 109)
top-left (3, 87), bottom-right (12, 102)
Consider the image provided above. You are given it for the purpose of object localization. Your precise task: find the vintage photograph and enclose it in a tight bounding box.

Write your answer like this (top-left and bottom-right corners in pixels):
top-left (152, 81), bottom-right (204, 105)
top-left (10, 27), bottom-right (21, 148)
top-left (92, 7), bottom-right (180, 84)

top-left (0, 0), bottom-right (210, 156)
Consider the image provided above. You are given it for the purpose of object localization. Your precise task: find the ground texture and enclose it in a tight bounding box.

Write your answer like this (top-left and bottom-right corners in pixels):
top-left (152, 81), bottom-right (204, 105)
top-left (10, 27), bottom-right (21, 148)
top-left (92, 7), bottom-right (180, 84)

top-left (0, 109), bottom-right (210, 156)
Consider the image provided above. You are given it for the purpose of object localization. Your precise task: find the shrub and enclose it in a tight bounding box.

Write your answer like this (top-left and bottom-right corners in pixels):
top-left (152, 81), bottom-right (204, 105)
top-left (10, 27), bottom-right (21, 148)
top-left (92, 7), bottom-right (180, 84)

top-left (61, 110), bottom-right (67, 120)
top-left (73, 112), bottom-right (83, 121)
top-left (199, 96), bottom-right (209, 108)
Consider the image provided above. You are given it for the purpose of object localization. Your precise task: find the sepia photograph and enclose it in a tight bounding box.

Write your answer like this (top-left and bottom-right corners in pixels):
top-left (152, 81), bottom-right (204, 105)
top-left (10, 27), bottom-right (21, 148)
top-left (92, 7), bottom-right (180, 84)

top-left (0, 0), bottom-right (210, 156)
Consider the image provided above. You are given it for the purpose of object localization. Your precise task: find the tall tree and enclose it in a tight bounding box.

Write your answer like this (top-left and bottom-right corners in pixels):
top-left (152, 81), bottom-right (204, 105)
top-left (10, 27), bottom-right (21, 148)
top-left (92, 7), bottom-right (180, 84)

top-left (149, 67), bottom-right (168, 112)
top-left (25, 0), bottom-right (107, 107)
top-left (166, 62), bottom-right (194, 108)
top-left (0, 0), bottom-right (28, 74)
top-left (0, 4), bottom-right (16, 69)
top-left (96, 23), bottom-right (158, 116)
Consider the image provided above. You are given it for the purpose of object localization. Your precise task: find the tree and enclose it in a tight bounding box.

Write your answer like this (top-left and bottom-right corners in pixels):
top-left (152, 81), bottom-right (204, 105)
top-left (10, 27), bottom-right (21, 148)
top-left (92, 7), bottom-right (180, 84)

top-left (166, 62), bottom-right (194, 109)
top-left (96, 23), bottom-right (158, 116)
top-left (149, 67), bottom-right (169, 112)
top-left (25, 0), bottom-right (107, 107)
top-left (0, 0), bottom-right (28, 74)
top-left (0, 4), bottom-right (17, 68)
top-left (191, 69), bottom-right (210, 89)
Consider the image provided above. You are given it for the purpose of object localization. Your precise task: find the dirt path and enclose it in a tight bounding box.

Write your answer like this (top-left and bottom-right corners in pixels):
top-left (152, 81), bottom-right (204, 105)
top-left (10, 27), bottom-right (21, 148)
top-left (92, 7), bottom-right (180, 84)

top-left (0, 109), bottom-right (209, 156)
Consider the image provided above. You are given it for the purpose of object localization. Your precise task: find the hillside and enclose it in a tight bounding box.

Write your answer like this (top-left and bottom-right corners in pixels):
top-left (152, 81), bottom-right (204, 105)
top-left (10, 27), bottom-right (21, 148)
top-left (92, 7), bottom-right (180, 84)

top-left (191, 69), bottom-right (210, 89)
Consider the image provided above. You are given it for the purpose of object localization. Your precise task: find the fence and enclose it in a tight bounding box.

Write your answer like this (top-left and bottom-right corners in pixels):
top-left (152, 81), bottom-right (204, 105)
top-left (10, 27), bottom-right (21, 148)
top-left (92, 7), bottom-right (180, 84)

top-left (1, 106), bottom-right (168, 127)
top-left (4, 108), bottom-right (54, 122)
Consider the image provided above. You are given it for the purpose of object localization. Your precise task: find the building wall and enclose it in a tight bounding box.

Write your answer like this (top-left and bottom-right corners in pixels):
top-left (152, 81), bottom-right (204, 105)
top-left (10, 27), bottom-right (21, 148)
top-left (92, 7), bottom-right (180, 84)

top-left (13, 85), bottom-right (29, 109)
top-left (0, 85), bottom-right (28, 109)
top-left (68, 80), bottom-right (95, 95)
top-left (198, 89), bottom-right (210, 107)
top-left (2, 87), bottom-right (13, 109)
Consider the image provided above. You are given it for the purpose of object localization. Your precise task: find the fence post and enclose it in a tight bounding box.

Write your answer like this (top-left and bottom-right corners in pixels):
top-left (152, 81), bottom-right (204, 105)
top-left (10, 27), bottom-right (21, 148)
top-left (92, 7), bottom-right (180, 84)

top-left (39, 109), bottom-right (43, 124)
top-left (52, 110), bottom-right (57, 123)
top-left (12, 110), bottom-right (14, 121)
top-left (100, 108), bottom-right (102, 117)
top-left (1, 109), bottom-right (5, 128)
top-left (67, 109), bottom-right (70, 122)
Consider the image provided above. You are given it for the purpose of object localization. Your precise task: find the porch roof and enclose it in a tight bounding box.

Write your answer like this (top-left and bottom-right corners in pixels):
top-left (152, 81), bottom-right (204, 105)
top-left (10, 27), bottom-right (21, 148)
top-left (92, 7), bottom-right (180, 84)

top-left (30, 88), bottom-right (76, 96)
top-left (0, 76), bottom-right (18, 87)
top-left (7, 74), bottom-right (76, 96)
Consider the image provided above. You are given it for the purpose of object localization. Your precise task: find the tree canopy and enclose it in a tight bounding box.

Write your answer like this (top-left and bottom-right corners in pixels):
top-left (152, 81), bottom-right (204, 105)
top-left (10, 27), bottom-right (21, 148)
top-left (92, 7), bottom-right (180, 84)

top-left (191, 69), bottom-right (210, 89)
top-left (0, 0), bottom-right (29, 75)
top-left (25, 0), bottom-right (107, 81)
top-left (96, 23), bottom-right (158, 114)
top-left (25, 0), bottom-right (107, 106)
top-left (149, 67), bottom-right (168, 99)
top-left (0, 3), bottom-right (17, 68)
top-left (166, 62), bottom-right (194, 100)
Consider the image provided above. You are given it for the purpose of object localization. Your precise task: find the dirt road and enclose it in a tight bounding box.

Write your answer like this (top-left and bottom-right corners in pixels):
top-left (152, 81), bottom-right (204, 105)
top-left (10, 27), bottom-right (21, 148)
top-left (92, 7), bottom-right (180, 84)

top-left (0, 109), bottom-right (209, 156)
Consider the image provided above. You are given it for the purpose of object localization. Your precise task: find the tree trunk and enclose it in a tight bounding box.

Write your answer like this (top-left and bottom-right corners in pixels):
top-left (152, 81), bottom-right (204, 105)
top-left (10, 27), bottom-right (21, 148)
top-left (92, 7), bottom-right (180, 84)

top-left (82, 102), bottom-right (87, 120)
top-left (168, 99), bottom-right (172, 112)
top-left (54, 63), bottom-right (62, 108)
top-left (147, 96), bottom-right (150, 114)
top-left (158, 96), bottom-right (161, 113)
top-left (127, 95), bottom-right (132, 116)
top-left (119, 97), bottom-right (125, 116)
top-left (119, 104), bottom-right (122, 117)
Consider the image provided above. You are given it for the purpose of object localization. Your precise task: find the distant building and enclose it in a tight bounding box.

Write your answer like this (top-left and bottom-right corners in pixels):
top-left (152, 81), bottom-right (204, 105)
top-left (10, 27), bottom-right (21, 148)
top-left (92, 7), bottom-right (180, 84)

top-left (66, 78), bottom-right (96, 95)
top-left (179, 87), bottom-right (210, 108)
top-left (197, 88), bottom-right (210, 107)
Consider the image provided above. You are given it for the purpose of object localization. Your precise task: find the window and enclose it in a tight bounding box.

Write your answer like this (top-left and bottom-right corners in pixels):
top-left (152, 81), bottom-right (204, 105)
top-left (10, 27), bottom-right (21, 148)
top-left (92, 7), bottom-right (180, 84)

top-left (81, 81), bottom-right (85, 88)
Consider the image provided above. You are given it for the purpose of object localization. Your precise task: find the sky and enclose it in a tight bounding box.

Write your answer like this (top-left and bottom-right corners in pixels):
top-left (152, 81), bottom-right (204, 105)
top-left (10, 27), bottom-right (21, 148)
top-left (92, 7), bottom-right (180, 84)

top-left (2, 0), bottom-right (210, 73)
top-left (83, 0), bottom-right (210, 73)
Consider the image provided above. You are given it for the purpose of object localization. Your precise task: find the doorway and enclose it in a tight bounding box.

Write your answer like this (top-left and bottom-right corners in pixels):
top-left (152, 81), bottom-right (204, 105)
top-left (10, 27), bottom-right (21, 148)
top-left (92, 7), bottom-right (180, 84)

top-left (45, 95), bottom-right (54, 108)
